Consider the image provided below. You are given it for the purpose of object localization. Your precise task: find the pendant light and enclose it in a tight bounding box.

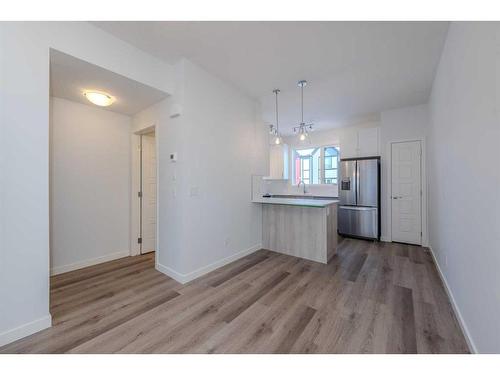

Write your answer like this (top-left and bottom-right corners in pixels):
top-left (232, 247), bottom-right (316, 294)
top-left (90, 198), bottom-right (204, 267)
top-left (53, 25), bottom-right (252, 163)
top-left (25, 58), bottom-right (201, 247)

top-left (293, 80), bottom-right (314, 141)
top-left (270, 88), bottom-right (282, 145)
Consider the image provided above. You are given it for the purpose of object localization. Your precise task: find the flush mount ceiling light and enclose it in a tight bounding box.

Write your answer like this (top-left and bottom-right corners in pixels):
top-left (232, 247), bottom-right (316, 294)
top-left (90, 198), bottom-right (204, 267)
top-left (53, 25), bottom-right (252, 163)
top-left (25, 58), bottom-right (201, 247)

top-left (83, 90), bottom-right (115, 107)
top-left (269, 88), bottom-right (282, 145)
top-left (293, 80), bottom-right (314, 142)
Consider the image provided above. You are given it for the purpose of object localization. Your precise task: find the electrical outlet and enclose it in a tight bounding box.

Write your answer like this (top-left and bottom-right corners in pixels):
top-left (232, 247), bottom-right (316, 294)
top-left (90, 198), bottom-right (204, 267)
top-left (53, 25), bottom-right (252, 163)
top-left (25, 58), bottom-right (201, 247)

top-left (224, 237), bottom-right (230, 247)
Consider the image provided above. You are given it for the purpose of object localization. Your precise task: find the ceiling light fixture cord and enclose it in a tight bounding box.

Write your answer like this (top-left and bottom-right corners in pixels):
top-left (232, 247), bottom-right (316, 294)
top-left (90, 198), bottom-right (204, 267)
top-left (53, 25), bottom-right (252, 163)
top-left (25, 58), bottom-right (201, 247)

top-left (295, 80), bottom-right (312, 141)
top-left (272, 88), bottom-right (281, 145)
top-left (301, 82), bottom-right (304, 124)
top-left (274, 89), bottom-right (280, 133)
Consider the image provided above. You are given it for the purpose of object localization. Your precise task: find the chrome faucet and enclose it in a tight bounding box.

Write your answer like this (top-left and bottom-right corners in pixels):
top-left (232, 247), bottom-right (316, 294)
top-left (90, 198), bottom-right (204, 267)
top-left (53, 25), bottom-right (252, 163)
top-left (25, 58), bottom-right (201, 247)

top-left (298, 179), bottom-right (307, 195)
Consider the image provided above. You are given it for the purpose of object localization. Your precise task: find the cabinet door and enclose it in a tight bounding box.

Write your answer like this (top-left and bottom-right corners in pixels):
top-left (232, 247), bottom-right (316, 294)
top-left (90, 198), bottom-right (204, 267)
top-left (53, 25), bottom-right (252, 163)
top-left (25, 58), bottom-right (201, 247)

top-left (339, 129), bottom-right (358, 159)
top-left (269, 144), bottom-right (288, 179)
top-left (269, 145), bottom-right (283, 178)
top-left (357, 127), bottom-right (379, 157)
top-left (281, 144), bottom-right (289, 179)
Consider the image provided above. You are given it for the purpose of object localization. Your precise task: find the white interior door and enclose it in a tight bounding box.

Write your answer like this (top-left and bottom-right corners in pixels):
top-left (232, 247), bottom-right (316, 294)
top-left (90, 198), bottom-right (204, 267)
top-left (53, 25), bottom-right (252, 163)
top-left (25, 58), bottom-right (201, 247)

top-left (391, 141), bottom-right (422, 245)
top-left (141, 133), bottom-right (156, 253)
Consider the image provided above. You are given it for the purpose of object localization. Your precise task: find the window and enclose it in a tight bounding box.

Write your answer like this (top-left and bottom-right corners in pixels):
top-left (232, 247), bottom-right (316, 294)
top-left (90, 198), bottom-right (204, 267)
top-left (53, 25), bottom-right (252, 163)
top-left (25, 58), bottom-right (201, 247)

top-left (294, 148), bottom-right (320, 185)
top-left (293, 146), bottom-right (339, 185)
top-left (323, 146), bottom-right (339, 184)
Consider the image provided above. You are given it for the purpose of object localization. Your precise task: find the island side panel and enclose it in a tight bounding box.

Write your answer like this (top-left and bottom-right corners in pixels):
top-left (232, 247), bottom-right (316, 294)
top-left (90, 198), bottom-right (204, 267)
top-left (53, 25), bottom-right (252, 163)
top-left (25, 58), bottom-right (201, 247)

top-left (326, 203), bottom-right (338, 261)
top-left (262, 204), bottom-right (327, 263)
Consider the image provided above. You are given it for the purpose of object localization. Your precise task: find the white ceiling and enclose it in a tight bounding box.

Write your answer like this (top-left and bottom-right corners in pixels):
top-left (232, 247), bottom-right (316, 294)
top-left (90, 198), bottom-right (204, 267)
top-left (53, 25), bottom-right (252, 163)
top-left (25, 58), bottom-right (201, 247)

top-left (92, 21), bottom-right (448, 132)
top-left (50, 50), bottom-right (169, 116)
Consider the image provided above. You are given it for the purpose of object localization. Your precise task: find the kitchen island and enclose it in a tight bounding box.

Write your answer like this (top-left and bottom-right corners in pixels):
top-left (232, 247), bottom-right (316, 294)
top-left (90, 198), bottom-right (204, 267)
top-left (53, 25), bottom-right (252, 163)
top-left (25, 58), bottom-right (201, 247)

top-left (253, 197), bottom-right (339, 264)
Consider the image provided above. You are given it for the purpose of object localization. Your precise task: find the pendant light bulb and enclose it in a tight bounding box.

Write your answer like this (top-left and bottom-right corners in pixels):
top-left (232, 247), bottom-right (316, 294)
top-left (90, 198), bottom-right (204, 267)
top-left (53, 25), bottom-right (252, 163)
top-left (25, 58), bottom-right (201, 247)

top-left (299, 132), bottom-right (306, 141)
top-left (275, 136), bottom-right (281, 145)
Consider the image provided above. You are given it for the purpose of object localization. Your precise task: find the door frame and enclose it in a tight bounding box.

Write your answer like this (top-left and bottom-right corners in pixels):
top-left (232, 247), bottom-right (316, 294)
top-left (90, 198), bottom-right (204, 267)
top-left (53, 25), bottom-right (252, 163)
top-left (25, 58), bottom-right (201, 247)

top-left (388, 138), bottom-right (427, 247)
top-left (130, 124), bottom-right (159, 257)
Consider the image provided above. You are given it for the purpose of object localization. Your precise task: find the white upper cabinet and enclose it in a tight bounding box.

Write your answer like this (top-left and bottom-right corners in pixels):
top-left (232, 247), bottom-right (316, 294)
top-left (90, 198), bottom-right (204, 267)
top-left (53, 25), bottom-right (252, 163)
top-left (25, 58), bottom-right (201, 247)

top-left (339, 129), bottom-right (359, 159)
top-left (268, 143), bottom-right (289, 179)
top-left (357, 127), bottom-right (379, 157)
top-left (340, 127), bottom-right (380, 159)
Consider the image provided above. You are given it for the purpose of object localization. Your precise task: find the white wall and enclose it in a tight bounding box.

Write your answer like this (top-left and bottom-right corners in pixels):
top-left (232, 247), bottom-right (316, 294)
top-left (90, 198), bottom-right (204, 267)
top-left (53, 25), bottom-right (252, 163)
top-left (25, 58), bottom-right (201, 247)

top-left (130, 60), bottom-right (186, 274)
top-left (131, 59), bottom-right (268, 283)
top-left (427, 22), bottom-right (500, 353)
top-left (0, 22), bottom-right (173, 346)
top-left (131, 97), bottom-right (183, 268)
top-left (380, 104), bottom-right (429, 244)
top-left (50, 97), bottom-right (131, 274)
top-left (0, 23), bottom-right (266, 346)
top-left (179, 60), bottom-right (267, 277)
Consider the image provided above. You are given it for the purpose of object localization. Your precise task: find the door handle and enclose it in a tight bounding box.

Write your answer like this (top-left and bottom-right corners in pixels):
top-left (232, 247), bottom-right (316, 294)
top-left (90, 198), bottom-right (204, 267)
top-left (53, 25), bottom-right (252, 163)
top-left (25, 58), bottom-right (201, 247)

top-left (392, 196), bottom-right (403, 199)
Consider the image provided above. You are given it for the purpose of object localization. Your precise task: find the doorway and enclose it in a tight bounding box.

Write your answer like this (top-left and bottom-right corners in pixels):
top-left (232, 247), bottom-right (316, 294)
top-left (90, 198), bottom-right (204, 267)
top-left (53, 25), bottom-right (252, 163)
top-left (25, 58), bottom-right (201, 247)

top-left (391, 140), bottom-right (422, 245)
top-left (139, 130), bottom-right (157, 254)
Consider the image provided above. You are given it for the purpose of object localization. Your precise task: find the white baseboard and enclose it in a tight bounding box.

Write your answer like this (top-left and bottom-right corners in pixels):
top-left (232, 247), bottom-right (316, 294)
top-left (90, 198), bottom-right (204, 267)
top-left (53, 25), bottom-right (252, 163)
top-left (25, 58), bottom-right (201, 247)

top-left (428, 245), bottom-right (478, 353)
top-left (50, 250), bottom-right (130, 275)
top-left (156, 244), bottom-right (262, 284)
top-left (380, 236), bottom-right (429, 247)
top-left (0, 314), bottom-right (52, 347)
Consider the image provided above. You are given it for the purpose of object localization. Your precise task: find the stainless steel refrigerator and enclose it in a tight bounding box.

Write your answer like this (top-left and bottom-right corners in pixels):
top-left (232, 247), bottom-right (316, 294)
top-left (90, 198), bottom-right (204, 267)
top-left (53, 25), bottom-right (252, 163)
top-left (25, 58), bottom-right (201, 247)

top-left (338, 157), bottom-right (380, 240)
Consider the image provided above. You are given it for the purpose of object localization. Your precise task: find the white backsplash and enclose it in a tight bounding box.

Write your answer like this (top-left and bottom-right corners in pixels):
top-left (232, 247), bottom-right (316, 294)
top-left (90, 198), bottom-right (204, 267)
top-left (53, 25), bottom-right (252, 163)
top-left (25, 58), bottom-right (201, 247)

top-left (252, 175), bottom-right (338, 199)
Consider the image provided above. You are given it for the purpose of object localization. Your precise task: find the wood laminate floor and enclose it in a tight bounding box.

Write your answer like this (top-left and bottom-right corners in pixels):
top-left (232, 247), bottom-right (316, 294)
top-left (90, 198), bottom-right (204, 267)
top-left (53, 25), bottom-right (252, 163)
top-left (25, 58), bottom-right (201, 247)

top-left (0, 239), bottom-right (469, 353)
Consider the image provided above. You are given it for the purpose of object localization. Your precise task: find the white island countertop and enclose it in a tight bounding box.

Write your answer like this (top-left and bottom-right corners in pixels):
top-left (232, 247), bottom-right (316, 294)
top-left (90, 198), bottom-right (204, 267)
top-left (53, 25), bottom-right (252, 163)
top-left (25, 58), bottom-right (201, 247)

top-left (252, 197), bottom-right (339, 208)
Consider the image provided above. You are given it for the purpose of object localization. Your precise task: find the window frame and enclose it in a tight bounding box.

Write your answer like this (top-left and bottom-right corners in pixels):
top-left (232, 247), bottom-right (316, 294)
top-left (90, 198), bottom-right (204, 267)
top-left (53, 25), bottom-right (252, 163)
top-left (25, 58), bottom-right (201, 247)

top-left (291, 144), bottom-right (340, 186)
top-left (299, 155), bottom-right (312, 184)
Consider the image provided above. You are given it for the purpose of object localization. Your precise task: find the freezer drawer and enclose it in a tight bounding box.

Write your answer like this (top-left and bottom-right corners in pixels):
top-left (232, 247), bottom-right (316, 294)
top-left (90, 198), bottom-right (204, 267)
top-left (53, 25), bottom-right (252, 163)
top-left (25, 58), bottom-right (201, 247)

top-left (338, 206), bottom-right (378, 239)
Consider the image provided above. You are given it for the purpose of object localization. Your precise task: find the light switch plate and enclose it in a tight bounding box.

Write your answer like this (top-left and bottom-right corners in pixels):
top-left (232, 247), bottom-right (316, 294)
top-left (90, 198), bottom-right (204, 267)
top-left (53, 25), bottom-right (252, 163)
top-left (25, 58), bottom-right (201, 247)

top-left (190, 186), bottom-right (199, 197)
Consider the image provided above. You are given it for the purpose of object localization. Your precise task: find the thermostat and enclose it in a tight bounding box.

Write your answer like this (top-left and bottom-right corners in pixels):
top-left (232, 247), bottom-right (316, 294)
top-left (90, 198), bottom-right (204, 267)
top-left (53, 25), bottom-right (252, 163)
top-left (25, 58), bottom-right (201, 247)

top-left (169, 152), bottom-right (178, 162)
